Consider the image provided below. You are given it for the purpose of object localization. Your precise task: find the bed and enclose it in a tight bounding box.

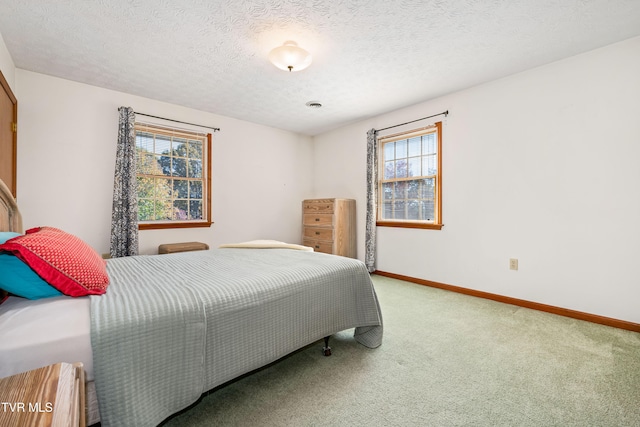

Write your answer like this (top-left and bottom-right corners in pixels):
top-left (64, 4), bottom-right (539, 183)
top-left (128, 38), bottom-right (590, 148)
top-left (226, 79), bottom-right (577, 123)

top-left (0, 178), bottom-right (383, 427)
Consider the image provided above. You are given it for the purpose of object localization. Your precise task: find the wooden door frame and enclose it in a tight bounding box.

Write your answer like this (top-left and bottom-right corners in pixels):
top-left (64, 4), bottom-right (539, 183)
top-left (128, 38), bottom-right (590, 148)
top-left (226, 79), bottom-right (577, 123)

top-left (0, 69), bottom-right (17, 197)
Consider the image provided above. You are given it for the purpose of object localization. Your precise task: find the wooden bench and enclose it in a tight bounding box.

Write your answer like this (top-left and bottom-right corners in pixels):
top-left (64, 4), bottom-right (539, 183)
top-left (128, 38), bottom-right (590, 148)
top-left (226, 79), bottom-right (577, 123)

top-left (158, 242), bottom-right (209, 254)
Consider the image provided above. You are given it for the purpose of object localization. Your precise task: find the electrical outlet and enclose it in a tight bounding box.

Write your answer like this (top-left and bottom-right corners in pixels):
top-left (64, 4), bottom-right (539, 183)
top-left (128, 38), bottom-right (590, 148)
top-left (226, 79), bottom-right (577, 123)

top-left (509, 258), bottom-right (518, 271)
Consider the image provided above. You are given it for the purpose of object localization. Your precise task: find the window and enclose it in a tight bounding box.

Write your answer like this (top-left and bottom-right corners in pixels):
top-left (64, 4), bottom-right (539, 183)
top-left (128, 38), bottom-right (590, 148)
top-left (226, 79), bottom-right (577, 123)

top-left (377, 121), bottom-right (442, 229)
top-left (135, 123), bottom-right (212, 230)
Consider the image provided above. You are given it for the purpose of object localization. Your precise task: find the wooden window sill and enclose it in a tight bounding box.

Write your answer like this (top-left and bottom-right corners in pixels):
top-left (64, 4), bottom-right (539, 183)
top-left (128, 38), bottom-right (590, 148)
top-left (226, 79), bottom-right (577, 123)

top-left (139, 221), bottom-right (213, 230)
top-left (376, 220), bottom-right (443, 230)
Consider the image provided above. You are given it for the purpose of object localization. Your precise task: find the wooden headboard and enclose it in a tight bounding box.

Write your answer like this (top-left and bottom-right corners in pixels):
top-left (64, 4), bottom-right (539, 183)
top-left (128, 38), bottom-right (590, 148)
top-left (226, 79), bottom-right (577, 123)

top-left (0, 178), bottom-right (22, 233)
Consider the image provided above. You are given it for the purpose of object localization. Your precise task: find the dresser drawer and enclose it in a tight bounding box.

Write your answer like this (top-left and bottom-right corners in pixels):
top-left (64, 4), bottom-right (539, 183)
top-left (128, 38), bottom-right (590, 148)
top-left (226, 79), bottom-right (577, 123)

top-left (303, 213), bottom-right (333, 227)
top-left (303, 227), bottom-right (334, 241)
top-left (303, 200), bottom-right (334, 214)
top-left (303, 238), bottom-right (333, 254)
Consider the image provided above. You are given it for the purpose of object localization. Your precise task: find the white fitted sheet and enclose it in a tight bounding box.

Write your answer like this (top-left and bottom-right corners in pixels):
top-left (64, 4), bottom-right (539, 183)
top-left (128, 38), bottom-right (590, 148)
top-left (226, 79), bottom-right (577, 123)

top-left (0, 295), bottom-right (94, 381)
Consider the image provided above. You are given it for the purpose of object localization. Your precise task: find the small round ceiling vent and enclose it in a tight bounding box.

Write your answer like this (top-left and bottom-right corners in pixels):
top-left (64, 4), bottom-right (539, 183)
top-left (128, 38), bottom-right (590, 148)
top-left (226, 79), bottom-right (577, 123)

top-left (305, 101), bottom-right (322, 108)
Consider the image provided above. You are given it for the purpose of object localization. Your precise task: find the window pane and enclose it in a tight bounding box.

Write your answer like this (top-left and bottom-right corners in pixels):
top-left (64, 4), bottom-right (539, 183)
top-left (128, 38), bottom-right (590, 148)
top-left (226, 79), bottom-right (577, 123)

top-left (188, 141), bottom-right (203, 159)
top-left (173, 179), bottom-right (188, 198)
top-left (173, 137), bottom-right (187, 152)
top-left (423, 133), bottom-right (436, 155)
top-left (155, 199), bottom-right (172, 220)
top-left (393, 201), bottom-right (406, 219)
top-left (384, 142), bottom-right (395, 161)
top-left (395, 159), bottom-right (408, 178)
top-left (394, 181), bottom-right (406, 199)
top-left (408, 137), bottom-right (421, 157)
top-left (173, 200), bottom-right (188, 220)
top-left (396, 140), bottom-right (407, 158)
top-left (155, 135), bottom-right (171, 155)
top-left (407, 200), bottom-right (420, 220)
top-left (155, 178), bottom-right (172, 199)
top-left (138, 199), bottom-right (155, 221)
top-left (189, 160), bottom-right (203, 178)
top-left (158, 155), bottom-right (172, 176)
top-left (408, 157), bottom-right (420, 177)
top-left (136, 132), bottom-right (154, 152)
top-left (172, 157), bottom-right (187, 177)
top-left (172, 140), bottom-right (188, 160)
top-left (138, 153), bottom-right (158, 175)
top-left (138, 193), bottom-right (173, 222)
top-left (384, 161), bottom-right (395, 179)
top-left (422, 154), bottom-right (437, 176)
top-left (407, 179), bottom-right (421, 198)
top-left (422, 200), bottom-right (435, 221)
top-left (137, 176), bottom-right (155, 199)
top-left (189, 200), bottom-right (203, 220)
top-left (382, 201), bottom-right (393, 219)
top-left (382, 182), bottom-right (393, 200)
top-left (190, 181), bottom-right (203, 199)
top-left (421, 178), bottom-right (435, 200)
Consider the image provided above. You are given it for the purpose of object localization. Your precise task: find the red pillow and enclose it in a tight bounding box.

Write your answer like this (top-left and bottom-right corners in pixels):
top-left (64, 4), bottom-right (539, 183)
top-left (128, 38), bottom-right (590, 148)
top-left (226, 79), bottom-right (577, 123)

top-left (0, 227), bottom-right (109, 296)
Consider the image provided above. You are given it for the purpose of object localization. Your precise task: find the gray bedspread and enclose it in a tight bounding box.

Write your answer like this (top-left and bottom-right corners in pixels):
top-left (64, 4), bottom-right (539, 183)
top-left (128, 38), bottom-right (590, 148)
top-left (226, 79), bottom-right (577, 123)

top-left (90, 249), bottom-right (382, 427)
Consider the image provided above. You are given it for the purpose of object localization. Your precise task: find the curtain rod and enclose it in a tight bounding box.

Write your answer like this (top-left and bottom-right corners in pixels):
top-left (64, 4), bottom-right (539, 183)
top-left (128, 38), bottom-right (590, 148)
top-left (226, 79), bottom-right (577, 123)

top-left (375, 110), bottom-right (448, 133)
top-left (119, 108), bottom-right (220, 132)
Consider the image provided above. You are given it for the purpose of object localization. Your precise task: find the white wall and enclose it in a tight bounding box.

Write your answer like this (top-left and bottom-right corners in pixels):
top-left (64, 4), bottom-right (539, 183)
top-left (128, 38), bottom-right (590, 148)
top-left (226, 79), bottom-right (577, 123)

top-left (313, 36), bottom-right (640, 324)
top-left (0, 32), bottom-right (15, 91)
top-left (15, 70), bottom-right (314, 255)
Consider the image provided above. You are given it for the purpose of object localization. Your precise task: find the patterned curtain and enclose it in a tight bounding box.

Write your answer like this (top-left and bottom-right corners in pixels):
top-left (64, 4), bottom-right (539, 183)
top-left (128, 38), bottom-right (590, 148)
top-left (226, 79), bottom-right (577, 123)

top-left (110, 107), bottom-right (139, 258)
top-left (365, 128), bottom-right (378, 272)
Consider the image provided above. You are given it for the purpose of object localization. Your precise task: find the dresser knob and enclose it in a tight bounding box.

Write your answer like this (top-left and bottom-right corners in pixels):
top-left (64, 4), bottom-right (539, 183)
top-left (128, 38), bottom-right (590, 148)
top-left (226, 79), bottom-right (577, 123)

top-left (315, 218), bottom-right (320, 221)
top-left (315, 231), bottom-right (320, 235)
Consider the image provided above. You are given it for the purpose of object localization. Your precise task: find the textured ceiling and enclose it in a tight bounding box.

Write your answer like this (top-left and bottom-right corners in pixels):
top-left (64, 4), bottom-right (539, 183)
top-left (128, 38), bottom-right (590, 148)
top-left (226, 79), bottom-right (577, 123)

top-left (1, 0), bottom-right (640, 135)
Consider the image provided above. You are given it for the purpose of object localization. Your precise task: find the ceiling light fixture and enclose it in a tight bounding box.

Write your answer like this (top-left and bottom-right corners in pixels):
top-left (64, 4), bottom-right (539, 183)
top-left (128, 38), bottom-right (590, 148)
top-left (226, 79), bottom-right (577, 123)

top-left (268, 41), bottom-right (312, 72)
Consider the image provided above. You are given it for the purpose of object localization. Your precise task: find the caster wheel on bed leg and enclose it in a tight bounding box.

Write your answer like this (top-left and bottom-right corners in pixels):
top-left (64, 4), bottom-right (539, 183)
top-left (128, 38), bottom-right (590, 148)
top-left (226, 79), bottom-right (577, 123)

top-left (322, 336), bottom-right (332, 356)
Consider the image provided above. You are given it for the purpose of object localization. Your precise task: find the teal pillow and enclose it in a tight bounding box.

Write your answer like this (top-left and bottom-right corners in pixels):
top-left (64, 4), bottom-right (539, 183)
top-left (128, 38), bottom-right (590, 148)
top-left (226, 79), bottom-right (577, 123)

top-left (0, 232), bottom-right (20, 243)
top-left (0, 232), bottom-right (63, 299)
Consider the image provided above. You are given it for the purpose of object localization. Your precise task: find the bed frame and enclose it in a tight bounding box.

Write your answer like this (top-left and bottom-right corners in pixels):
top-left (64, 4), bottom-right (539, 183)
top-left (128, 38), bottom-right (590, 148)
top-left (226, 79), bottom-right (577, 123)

top-left (0, 178), bottom-right (22, 233)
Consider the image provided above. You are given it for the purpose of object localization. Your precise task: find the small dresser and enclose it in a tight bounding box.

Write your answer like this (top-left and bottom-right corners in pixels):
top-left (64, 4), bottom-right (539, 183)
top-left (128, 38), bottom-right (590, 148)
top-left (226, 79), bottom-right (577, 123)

top-left (302, 198), bottom-right (356, 258)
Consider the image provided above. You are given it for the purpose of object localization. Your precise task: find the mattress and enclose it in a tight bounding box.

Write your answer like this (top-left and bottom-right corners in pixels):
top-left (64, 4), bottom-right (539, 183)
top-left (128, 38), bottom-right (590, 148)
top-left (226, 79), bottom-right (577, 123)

top-left (0, 294), bottom-right (94, 380)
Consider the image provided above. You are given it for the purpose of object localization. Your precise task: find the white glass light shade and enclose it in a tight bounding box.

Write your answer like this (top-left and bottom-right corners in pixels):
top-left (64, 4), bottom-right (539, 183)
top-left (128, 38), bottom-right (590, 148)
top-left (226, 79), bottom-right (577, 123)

top-left (268, 41), bottom-right (312, 72)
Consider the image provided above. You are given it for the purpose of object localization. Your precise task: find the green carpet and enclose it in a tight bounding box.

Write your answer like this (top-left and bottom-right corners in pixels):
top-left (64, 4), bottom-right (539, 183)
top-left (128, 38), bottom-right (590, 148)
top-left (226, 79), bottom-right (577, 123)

top-left (163, 274), bottom-right (640, 426)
